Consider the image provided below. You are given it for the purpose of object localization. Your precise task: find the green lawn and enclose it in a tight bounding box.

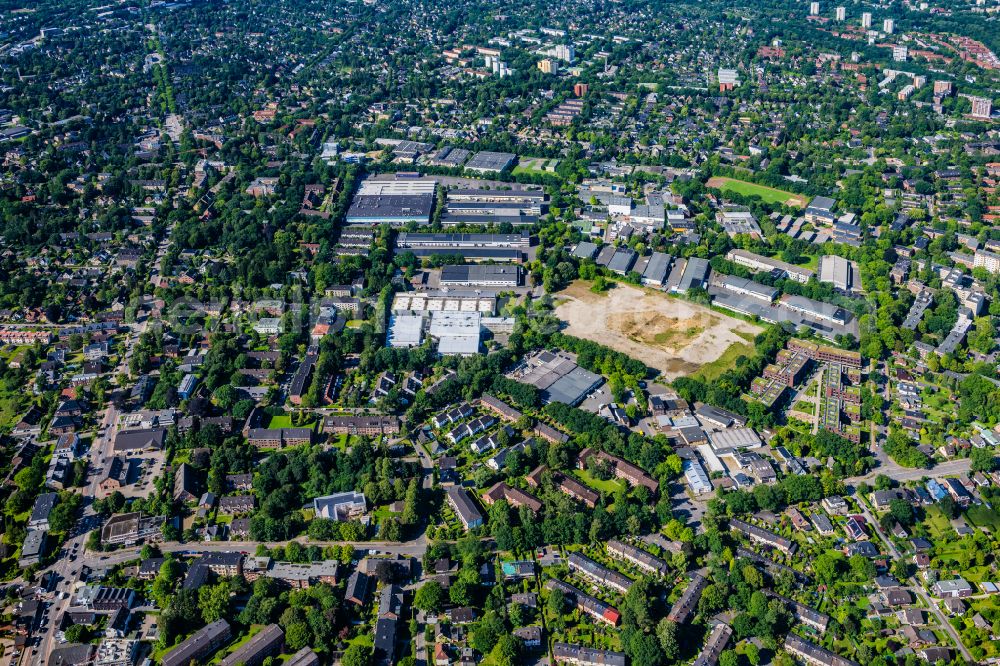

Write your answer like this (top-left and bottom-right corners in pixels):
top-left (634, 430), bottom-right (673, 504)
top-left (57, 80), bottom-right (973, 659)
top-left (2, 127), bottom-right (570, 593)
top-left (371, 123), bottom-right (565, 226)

top-left (573, 469), bottom-right (626, 495)
top-left (795, 254), bottom-right (820, 271)
top-left (966, 505), bottom-right (1000, 531)
top-left (707, 176), bottom-right (808, 208)
top-left (373, 506), bottom-right (401, 522)
top-left (267, 414), bottom-right (293, 428)
top-left (267, 414), bottom-right (317, 430)
top-left (923, 504), bottom-right (954, 540)
top-left (691, 341), bottom-right (754, 382)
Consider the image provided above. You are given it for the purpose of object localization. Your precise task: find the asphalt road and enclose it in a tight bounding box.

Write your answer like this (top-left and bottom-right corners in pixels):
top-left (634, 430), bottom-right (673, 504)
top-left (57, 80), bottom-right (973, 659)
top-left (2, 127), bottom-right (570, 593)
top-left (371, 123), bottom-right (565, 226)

top-left (846, 457), bottom-right (973, 485)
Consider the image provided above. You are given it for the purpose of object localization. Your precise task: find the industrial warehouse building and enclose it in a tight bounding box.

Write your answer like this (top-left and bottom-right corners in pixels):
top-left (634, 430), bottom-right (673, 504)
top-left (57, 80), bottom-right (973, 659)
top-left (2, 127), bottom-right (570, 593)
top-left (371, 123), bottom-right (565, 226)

top-left (345, 177), bottom-right (436, 226)
top-left (440, 265), bottom-right (522, 287)
top-left (396, 232), bottom-right (530, 249)
top-left (346, 194), bottom-right (434, 226)
top-left (429, 311), bottom-right (482, 356)
top-left (511, 350), bottom-right (603, 406)
top-left (464, 151), bottom-right (516, 172)
top-left (395, 232), bottom-right (529, 261)
top-left (819, 255), bottom-right (861, 293)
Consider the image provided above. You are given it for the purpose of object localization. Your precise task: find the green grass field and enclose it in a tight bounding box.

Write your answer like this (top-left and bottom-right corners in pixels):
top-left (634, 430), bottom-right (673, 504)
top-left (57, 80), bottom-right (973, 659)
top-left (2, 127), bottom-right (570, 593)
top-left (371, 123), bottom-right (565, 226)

top-left (266, 414), bottom-right (293, 428)
top-left (706, 176), bottom-right (808, 208)
top-left (691, 342), bottom-right (754, 382)
top-left (966, 505), bottom-right (1000, 531)
top-left (267, 414), bottom-right (317, 430)
top-left (923, 504), bottom-right (954, 540)
top-left (573, 469), bottom-right (627, 495)
top-left (373, 506), bottom-right (401, 522)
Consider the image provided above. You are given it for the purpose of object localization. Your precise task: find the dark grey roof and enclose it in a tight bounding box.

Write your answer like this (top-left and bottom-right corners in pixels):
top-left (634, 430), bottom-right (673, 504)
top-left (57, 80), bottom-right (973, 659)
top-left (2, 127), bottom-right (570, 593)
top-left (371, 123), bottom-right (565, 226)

top-left (446, 487), bottom-right (483, 527)
top-left (29, 492), bottom-right (58, 525)
top-left (48, 644), bottom-right (95, 666)
top-left (161, 620), bottom-right (231, 666)
top-left (440, 264), bottom-right (521, 285)
top-left (347, 194), bottom-right (434, 222)
top-left (218, 623), bottom-right (283, 666)
top-left (642, 252), bottom-right (672, 284)
top-left (373, 617), bottom-right (398, 664)
top-left (113, 428), bottom-right (166, 452)
top-left (809, 196), bottom-right (836, 211)
top-left (345, 571), bottom-right (371, 605)
top-left (607, 248), bottom-right (638, 274)
top-left (573, 241), bottom-right (600, 259)
top-left (677, 257), bottom-right (710, 292)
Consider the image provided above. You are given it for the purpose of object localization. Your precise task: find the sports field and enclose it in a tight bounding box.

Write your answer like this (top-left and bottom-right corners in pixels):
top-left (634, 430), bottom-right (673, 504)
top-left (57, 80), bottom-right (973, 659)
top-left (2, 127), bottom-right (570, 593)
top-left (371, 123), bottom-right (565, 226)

top-left (706, 176), bottom-right (808, 208)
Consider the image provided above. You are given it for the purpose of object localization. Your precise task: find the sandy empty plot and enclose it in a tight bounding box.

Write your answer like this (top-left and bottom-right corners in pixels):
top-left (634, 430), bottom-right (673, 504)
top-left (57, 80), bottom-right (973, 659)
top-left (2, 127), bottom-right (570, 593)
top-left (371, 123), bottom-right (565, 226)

top-left (555, 281), bottom-right (762, 379)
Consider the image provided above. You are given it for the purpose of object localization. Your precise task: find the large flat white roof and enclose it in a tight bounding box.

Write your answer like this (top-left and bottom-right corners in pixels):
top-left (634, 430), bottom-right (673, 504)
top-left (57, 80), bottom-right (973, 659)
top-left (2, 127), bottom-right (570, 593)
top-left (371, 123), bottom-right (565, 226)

top-left (387, 314), bottom-right (424, 348)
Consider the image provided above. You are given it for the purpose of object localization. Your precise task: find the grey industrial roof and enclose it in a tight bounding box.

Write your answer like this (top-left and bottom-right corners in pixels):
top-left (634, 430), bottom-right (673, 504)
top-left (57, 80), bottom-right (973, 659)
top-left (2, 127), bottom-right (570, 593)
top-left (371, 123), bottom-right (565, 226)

top-left (780, 294), bottom-right (849, 323)
top-left (809, 196), bottom-right (836, 211)
top-left (407, 248), bottom-right (522, 261)
top-left (677, 257), bottom-right (710, 292)
top-left (595, 245), bottom-right (617, 266)
top-left (717, 275), bottom-right (778, 301)
top-left (465, 151), bottom-right (516, 171)
top-left (398, 232), bottom-right (528, 247)
top-left (346, 194), bottom-right (434, 221)
top-left (428, 147), bottom-right (470, 166)
top-left (819, 255), bottom-right (854, 290)
top-left (573, 241), bottom-right (600, 259)
top-left (607, 248), bottom-right (638, 274)
top-left (643, 252), bottom-right (671, 283)
top-left (707, 428), bottom-right (762, 451)
top-left (441, 213), bottom-right (538, 226)
top-left (544, 366), bottom-right (602, 406)
top-left (440, 264), bottom-right (522, 284)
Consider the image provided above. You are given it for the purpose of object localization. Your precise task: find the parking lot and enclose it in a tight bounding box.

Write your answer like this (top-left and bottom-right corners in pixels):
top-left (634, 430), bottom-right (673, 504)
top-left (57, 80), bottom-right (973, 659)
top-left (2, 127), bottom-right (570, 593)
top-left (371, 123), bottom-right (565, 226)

top-left (116, 452), bottom-right (166, 499)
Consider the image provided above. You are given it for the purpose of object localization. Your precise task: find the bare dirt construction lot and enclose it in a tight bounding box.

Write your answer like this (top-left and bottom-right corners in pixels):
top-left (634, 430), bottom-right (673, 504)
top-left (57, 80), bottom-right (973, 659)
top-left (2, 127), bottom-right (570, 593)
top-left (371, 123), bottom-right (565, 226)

top-left (554, 281), bottom-right (762, 379)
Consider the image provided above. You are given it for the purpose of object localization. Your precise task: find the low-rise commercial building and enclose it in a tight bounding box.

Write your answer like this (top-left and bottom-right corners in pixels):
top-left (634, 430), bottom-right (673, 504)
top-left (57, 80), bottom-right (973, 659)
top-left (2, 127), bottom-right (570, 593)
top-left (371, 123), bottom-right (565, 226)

top-left (313, 492), bottom-right (367, 521)
top-left (439, 265), bottom-right (522, 287)
top-left (101, 512), bottom-right (164, 547)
